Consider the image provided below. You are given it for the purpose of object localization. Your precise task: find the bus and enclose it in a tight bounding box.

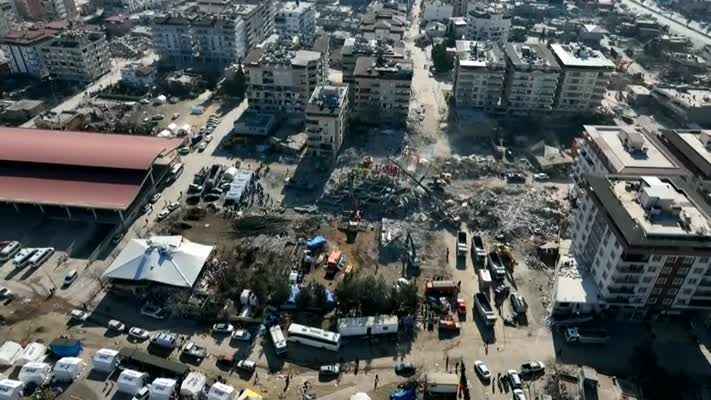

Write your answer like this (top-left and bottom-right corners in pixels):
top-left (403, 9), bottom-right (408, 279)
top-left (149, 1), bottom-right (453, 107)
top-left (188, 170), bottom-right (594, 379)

top-left (287, 323), bottom-right (340, 351)
top-left (269, 325), bottom-right (287, 356)
top-left (29, 247), bottom-right (54, 267)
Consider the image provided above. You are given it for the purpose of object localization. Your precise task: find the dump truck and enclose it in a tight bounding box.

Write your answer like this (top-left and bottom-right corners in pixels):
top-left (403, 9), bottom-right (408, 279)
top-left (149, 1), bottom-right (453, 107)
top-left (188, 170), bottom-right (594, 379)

top-left (564, 327), bottom-right (609, 344)
top-left (425, 280), bottom-right (458, 296)
top-left (474, 293), bottom-right (497, 326)
top-left (487, 252), bottom-right (507, 280)
top-left (456, 231), bottom-right (467, 257)
top-left (472, 235), bottom-right (486, 262)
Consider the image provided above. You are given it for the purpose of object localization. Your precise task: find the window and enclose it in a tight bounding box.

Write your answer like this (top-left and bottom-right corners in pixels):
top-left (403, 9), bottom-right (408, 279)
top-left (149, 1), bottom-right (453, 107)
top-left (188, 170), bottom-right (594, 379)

top-left (700, 257), bottom-right (709, 264)
top-left (688, 278), bottom-right (698, 284)
top-left (642, 276), bottom-right (653, 283)
top-left (662, 298), bottom-right (673, 306)
top-left (652, 288), bottom-right (662, 295)
top-left (683, 288), bottom-right (693, 295)
top-left (693, 268), bottom-right (704, 275)
top-left (673, 278), bottom-right (683, 286)
top-left (649, 297), bottom-right (658, 304)
top-left (647, 265), bottom-right (657, 273)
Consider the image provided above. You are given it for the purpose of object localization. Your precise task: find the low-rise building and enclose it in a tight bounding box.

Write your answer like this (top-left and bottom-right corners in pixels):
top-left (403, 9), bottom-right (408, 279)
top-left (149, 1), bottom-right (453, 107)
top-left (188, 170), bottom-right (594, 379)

top-left (452, 40), bottom-right (506, 110)
top-left (274, 1), bottom-right (316, 45)
top-left (650, 86), bottom-right (711, 127)
top-left (351, 56), bottom-right (412, 125)
top-left (306, 85), bottom-right (349, 159)
top-left (465, 4), bottom-right (511, 46)
top-left (120, 61), bottom-right (156, 89)
top-left (549, 42), bottom-right (614, 112)
top-left (662, 129), bottom-right (711, 185)
top-left (502, 43), bottom-right (560, 113)
top-left (40, 27), bottom-right (110, 82)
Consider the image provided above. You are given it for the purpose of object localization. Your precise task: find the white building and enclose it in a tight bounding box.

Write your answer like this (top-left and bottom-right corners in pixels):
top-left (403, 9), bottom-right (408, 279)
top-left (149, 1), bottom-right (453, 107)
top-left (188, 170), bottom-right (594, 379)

top-left (570, 175), bottom-right (711, 315)
top-left (452, 40), bottom-right (506, 110)
top-left (465, 4), bottom-right (511, 46)
top-left (120, 62), bottom-right (157, 89)
top-left (306, 85), bottom-right (349, 160)
top-left (502, 43), bottom-right (560, 113)
top-left (422, 0), bottom-right (453, 22)
top-left (352, 55), bottom-right (412, 124)
top-left (274, 1), bottom-right (316, 45)
top-left (549, 43), bottom-right (615, 112)
top-left (650, 86), bottom-right (711, 126)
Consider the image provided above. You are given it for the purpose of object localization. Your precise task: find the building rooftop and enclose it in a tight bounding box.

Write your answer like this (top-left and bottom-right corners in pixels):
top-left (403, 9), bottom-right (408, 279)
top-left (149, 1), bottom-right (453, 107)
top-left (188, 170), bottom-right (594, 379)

top-left (1, 21), bottom-right (66, 46)
top-left (245, 42), bottom-right (320, 67)
top-left (278, 1), bottom-right (314, 15)
top-left (662, 129), bottom-right (711, 178)
top-left (549, 42), bottom-right (615, 69)
top-left (353, 56), bottom-right (413, 80)
top-left (504, 43), bottom-right (560, 72)
top-left (582, 125), bottom-right (684, 176)
top-left (455, 40), bottom-right (506, 69)
top-left (342, 36), bottom-right (406, 58)
top-left (307, 85), bottom-right (348, 115)
top-left (652, 86), bottom-right (711, 109)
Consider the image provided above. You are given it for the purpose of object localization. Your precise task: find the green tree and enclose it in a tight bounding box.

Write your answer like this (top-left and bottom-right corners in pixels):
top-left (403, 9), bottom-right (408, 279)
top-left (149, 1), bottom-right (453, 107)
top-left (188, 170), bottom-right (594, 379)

top-left (335, 274), bottom-right (360, 314)
top-left (445, 23), bottom-right (457, 47)
top-left (223, 65), bottom-right (247, 98)
top-left (431, 43), bottom-right (453, 73)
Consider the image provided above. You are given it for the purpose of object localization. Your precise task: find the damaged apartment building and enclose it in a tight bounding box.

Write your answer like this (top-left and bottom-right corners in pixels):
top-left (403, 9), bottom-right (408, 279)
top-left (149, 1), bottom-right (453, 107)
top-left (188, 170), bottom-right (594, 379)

top-left (351, 55), bottom-right (412, 125)
top-left (152, 0), bottom-right (274, 71)
top-left (306, 85), bottom-right (349, 160)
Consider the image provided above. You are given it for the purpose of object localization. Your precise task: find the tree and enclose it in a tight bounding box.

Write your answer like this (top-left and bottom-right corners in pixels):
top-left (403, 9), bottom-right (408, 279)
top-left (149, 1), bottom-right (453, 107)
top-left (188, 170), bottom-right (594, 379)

top-left (431, 43), bottom-right (453, 73)
top-left (444, 22), bottom-right (457, 47)
top-left (223, 65), bottom-right (246, 98)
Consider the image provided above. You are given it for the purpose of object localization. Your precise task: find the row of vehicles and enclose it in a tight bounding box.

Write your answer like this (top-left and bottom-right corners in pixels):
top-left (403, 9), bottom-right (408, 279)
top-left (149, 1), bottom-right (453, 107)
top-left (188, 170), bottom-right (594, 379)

top-left (473, 360), bottom-right (545, 400)
top-left (0, 241), bottom-right (55, 270)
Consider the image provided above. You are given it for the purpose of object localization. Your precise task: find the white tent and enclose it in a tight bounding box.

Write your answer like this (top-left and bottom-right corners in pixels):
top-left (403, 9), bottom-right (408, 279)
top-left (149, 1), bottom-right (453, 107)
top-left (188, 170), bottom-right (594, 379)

top-left (118, 369), bottom-right (148, 395)
top-left (179, 372), bottom-right (206, 398)
top-left (15, 343), bottom-right (46, 366)
top-left (150, 378), bottom-right (177, 400)
top-left (92, 348), bottom-right (119, 373)
top-left (0, 342), bottom-right (22, 366)
top-left (207, 382), bottom-right (236, 400)
top-left (102, 236), bottom-right (214, 288)
top-left (18, 362), bottom-right (51, 385)
top-left (0, 379), bottom-right (24, 400)
top-left (53, 357), bottom-right (86, 382)
top-left (157, 130), bottom-right (174, 138)
top-left (350, 393), bottom-right (372, 400)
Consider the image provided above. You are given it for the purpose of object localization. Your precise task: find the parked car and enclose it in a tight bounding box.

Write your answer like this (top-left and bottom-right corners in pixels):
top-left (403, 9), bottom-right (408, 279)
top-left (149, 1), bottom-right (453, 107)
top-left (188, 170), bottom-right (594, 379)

top-left (474, 360), bottom-right (491, 382)
top-left (520, 361), bottom-right (545, 375)
top-left (231, 329), bottom-right (251, 342)
top-left (63, 269), bottom-right (78, 287)
top-left (507, 370), bottom-right (522, 389)
top-left (131, 387), bottom-right (150, 400)
top-left (205, 134), bottom-right (214, 143)
top-left (0, 287), bottom-right (13, 299)
top-left (140, 303), bottom-right (167, 320)
top-left (167, 201), bottom-right (180, 211)
top-left (151, 114), bottom-right (165, 121)
top-left (512, 389), bottom-right (526, 400)
top-left (69, 309), bottom-right (90, 321)
top-left (188, 184), bottom-right (203, 194)
top-left (212, 322), bottom-right (234, 334)
top-left (150, 193), bottom-right (162, 204)
top-left (152, 332), bottom-right (178, 348)
top-left (198, 142), bottom-right (208, 152)
top-left (128, 327), bottom-right (150, 341)
top-left (533, 173), bottom-right (549, 181)
top-left (108, 320), bottom-right (126, 332)
top-left (178, 147), bottom-right (190, 156)
top-left (236, 360), bottom-right (256, 373)
top-left (0, 241), bottom-right (21, 260)
top-left (510, 292), bottom-right (528, 315)
top-left (143, 204), bottom-right (153, 214)
top-left (394, 362), bottom-right (416, 376)
top-left (182, 342), bottom-right (207, 360)
top-left (319, 364), bottom-right (340, 377)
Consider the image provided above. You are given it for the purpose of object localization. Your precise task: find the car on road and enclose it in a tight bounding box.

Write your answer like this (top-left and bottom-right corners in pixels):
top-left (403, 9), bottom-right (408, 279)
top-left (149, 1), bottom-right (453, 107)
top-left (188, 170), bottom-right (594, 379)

top-left (151, 114), bottom-right (165, 121)
top-left (128, 327), bottom-right (150, 341)
top-left (143, 204), bottom-right (153, 214)
top-left (188, 184), bottom-right (203, 194)
top-left (150, 193), bottom-right (162, 204)
top-left (212, 322), bottom-right (234, 334)
top-left (131, 387), bottom-right (149, 400)
top-left (178, 147), bottom-right (190, 156)
top-left (182, 342), bottom-right (207, 361)
top-left (0, 287), bottom-right (13, 299)
top-left (172, 113), bottom-right (180, 120)
top-left (520, 361), bottom-right (545, 375)
top-left (69, 309), bottom-right (90, 321)
top-left (512, 389), bottom-right (526, 400)
top-left (394, 362), bottom-right (416, 376)
top-left (533, 173), bottom-right (549, 181)
top-left (108, 319), bottom-right (126, 332)
top-left (319, 364), bottom-right (340, 377)
top-left (205, 134), bottom-right (213, 143)
top-left (197, 142), bottom-right (208, 152)
top-left (231, 329), bottom-right (251, 342)
top-left (474, 360), bottom-right (491, 382)
top-left (156, 208), bottom-right (175, 221)
top-left (140, 303), bottom-right (167, 320)
top-left (63, 270), bottom-right (78, 287)
top-left (236, 360), bottom-right (256, 373)
top-left (507, 370), bottom-right (522, 389)
top-left (167, 201), bottom-right (180, 211)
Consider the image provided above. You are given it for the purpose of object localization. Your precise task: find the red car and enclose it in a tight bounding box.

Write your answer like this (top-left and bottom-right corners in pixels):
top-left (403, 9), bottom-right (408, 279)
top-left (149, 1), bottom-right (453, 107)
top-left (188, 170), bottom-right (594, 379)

top-left (456, 298), bottom-right (466, 315)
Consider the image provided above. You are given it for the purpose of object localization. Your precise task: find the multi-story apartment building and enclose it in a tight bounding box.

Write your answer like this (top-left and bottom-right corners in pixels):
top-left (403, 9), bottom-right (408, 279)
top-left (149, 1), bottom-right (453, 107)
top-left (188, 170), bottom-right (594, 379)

top-left (244, 43), bottom-right (323, 117)
top-left (422, 0), bottom-right (453, 22)
top-left (152, 14), bottom-right (195, 69)
top-left (502, 43), bottom-right (560, 113)
top-left (452, 40), bottom-right (506, 110)
top-left (0, 0), bottom-right (17, 37)
top-left (360, 2), bottom-right (406, 42)
top-left (340, 36), bottom-right (405, 85)
top-left (661, 129), bottom-right (711, 191)
top-left (351, 55), bottom-right (412, 124)
top-left (306, 85), bottom-right (349, 160)
top-left (465, 4), bottom-right (511, 46)
top-left (549, 42), bottom-right (614, 112)
top-left (40, 27), bottom-right (110, 82)
top-left (570, 174), bottom-right (711, 314)
top-left (0, 21), bottom-right (64, 78)
top-left (12, 0), bottom-right (75, 21)
top-left (650, 86), bottom-right (711, 126)
top-left (274, 1), bottom-right (316, 45)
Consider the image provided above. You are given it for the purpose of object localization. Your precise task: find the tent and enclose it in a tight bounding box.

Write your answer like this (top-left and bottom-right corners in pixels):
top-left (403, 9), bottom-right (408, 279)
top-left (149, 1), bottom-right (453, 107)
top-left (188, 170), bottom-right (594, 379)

top-left (103, 236), bottom-right (214, 288)
top-left (117, 369), bottom-right (148, 395)
top-left (207, 382), bottom-right (236, 400)
top-left (0, 379), bottom-right (24, 400)
top-left (179, 372), bottom-right (206, 398)
top-left (18, 362), bottom-right (51, 385)
top-left (306, 236), bottom-right (327, 251)
top-left (0, 342), bottom-right (22, 366)
top-left (50, 338), bottom-right (82, 357)
top-left (350, 393), bottom-right (372, 400)
top-left (92, 348), bottom-right (119, 373)
top-left (15, 343), bottom-right (46, 366)
top-left (150, 378), bottom-right (177, 400)
top-left (53, 357), bottom-right (86, 382)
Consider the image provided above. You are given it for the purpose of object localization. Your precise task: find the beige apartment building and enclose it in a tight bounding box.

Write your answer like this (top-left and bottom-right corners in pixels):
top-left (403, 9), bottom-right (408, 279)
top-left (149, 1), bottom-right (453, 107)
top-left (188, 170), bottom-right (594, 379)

top-left (40, 27), bottom-right (110, 82)
top-left (503, 43), bottom-right (560, 113)
top-left (306, 85), bottom-right (349, 160)
top-left (549, 43), bottom-right (615, 112)
top-left (452, 40), bottom-right (506, 110)
top-left (351, 56), bottom-right (412, 125)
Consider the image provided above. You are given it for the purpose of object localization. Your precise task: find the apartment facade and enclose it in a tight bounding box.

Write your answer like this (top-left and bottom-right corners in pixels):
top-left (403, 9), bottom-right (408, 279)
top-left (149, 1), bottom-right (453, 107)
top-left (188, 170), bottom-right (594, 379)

top-left (465, 5), bottom-right (511, 46)
top-left (352, 56), bottom-right (412, 124)
top-left (422, 0), bottom-right (453, 21)
top-left (274, 1), bottom-right (316, 45)
top-left (549, 43), bottom-right (614, 112)
top-left (340, 36), bottom-right (405, 85)
top-left (452, 40), bottom-right (506, 110)
top-left (244, 44), bottom-right (323, 117)
top-left (40, 27), bottom-right (110, 82)
top-left (12, 0), bottom-right (75, 21)
top-left (571, 175), bottom-right (711, 313)
top-left (360, 3), bottom-right (406, 42)
top-left (306, 85), bottom-right (349, 159)
top-left (650, 86), bottom-right (711, 126)
top-left (0, 0), bottom-right (16, 37)
top-left (0, 21), bottom-right (65, 78)
top-left (502, 43), bottom-right (560, 113)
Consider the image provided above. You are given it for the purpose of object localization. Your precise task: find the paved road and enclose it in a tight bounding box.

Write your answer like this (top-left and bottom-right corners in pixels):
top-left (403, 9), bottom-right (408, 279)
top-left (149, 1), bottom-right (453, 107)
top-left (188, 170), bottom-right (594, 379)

top-left (620, 0), bottom-right (711, 49)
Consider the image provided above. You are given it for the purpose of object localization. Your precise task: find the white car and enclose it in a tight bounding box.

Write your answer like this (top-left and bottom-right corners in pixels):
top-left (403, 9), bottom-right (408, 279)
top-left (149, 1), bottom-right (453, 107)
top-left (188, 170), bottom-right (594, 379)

top-left (167, 201), bottom-right (180, 211)
top-left (63, 269), bottom-right (78, 286)
top-left (512, 389), bottom-right (526, 400)
top-left (128, 327), bottom-right (150, 341)
top-left (231, 329), bottom-right (251, 342)
top-left (132, 387), bottom-right (149, 400)
top-left (205, 134), bottom-right (214, 143)
top-left (143, 204), bottom-right (153, 214)
top-left (150, 193), bottom-right (162, 204)
top-left (212, 322), bottom-right (234, 334)
top-left (108, 319), bottom-right (126, 332)
top-left (140, 304), bottom-right (167, 320)
top-left (197, 142), bottom-right (208, 152)
top-left (474, 360), bottom-right (491, 382)
top-left (236, 360), bottom-right (256, 372)
top-left (156, 208), bottom-right (172, 221)
top-left (507, 370), bottom-right (522, 389)
top-left (69, 309), bottom-right (90, 321)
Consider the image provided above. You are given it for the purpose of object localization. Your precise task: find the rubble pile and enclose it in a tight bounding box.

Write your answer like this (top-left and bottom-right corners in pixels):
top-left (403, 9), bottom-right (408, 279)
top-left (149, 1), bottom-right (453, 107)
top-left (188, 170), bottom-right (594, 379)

top-left (432, 154), bottom-right (514, 180)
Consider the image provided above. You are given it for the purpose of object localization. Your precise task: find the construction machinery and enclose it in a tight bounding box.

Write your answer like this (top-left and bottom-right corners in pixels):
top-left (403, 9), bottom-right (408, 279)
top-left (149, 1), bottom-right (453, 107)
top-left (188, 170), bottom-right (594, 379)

top-left (405, 231), bottom-right (420, 273)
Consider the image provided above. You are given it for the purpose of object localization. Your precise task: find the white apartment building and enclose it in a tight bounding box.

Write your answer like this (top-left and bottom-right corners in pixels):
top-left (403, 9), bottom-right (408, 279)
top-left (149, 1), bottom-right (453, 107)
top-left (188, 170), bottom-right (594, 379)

top-left (120, 62), bottom-right (156, 89)
top-left (549, 43), bottom-right (614, 112)
top-left (422, 0), bottom-right (453, 22)
top-left (274, 1), bottom-right (316, 45)
top-left (306, 85), bottom-right (349, 159)
top-left (40, 27), bottom-right (110, 82)
top-left (502, 43), bottom-right (560, 113)
top-left (0, 22), bottom-right (64, 78)
top-left (570, 175), bottom-right (711, 314)
top-left (244, 44), bottom-right (323, 117)
top-left (452, 40), bottom-right (506, 110)
top-left (351, 56), bottom-right (412, 125)
top-left (465, 5), bottom-right (511, 46)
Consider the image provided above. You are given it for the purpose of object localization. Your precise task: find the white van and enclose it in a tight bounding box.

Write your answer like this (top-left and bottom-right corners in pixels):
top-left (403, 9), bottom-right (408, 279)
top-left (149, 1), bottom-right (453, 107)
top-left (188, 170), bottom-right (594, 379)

top-left (29, 248), bottom-right (54, 267)
top-left (0, 241), bottom-right (21, 261)
top-left (13, 249), bottom-right (37, 269)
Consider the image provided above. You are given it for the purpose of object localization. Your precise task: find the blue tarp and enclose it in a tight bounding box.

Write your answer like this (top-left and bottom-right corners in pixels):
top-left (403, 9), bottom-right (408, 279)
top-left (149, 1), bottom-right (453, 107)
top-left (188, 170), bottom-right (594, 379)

top-left (306, 236), bottom-right (327, 251)
top-left (287, 285), bottom-right (301, 305)
top-left (324, 289), bottom-right (336, 305)
top-left (50, 338), bottom-right (83, 357)
top-left (390, 388), bottom-right (416, 400)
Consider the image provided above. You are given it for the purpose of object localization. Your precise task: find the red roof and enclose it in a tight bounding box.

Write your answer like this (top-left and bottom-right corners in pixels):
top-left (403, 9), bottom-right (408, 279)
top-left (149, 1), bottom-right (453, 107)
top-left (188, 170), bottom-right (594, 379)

top-left (0, 127), bottom-right (184, 170)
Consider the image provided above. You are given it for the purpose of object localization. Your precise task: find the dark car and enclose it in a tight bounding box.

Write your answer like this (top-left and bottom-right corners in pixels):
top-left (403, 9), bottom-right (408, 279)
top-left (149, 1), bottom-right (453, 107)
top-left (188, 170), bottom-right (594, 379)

top-left (394, 362), bottom-right (416, 376)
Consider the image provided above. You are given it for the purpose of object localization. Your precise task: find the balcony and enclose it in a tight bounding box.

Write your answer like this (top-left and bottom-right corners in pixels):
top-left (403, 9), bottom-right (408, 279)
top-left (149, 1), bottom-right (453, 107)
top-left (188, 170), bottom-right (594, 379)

top-left (617, 266), bottom-right (644, 274)
top-left (611, 275), bottom-right (641, 285)
top-left (608, 286), bottom-right (635, 295)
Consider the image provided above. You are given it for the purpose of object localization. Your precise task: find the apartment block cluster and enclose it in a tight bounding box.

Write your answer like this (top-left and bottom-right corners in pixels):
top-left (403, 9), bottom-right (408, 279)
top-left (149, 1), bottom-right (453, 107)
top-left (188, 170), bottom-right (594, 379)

top-left (453, 41), bottom-right (614, 114)
top-left (555, 124), bottom-right (711, 317)
top-left (0, 21), bottom-right (110, 82)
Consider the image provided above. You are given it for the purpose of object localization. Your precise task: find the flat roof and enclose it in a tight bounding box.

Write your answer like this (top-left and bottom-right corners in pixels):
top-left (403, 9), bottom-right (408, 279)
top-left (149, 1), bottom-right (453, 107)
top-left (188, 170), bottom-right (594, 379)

top-left (504, 43), bottom-right (560, 72)
top-left (583, 125), bottom-right (683, 175)
top-left (0, 128), bottom-right (183, 170)
top-left (676, 130), bottom-right (711, 166)
top-left (549, 43), bottom-right (614, 69)
top-left (455, 40), bottom-right (506, 69)
top-left (119, 347), bottom-right (189, 376)
top-left (662, 129), bottom-right (711, 178)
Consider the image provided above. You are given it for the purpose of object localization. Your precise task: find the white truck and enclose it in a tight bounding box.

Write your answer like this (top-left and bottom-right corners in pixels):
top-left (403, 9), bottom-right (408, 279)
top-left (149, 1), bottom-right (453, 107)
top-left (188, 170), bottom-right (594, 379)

top-left (456, 231), bottom-right (468, 257)
top-left (474, 293), bottom-right (497, 326)
top-left (337, 315), bottom-right (398, 337)
top-left (564, 327), bottom-right (609, 344)
top-left (424, 373), bottom-right (458, 395)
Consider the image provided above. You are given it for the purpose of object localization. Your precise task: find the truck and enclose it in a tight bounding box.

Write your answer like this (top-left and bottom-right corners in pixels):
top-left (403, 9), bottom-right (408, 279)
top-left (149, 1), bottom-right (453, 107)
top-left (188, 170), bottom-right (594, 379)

top-left (564, 327), bottom-right (609, 344)
top-left (423, 373), bottom-right (458, 395)
top-left (456, 231), bottom-right (467, 257)
top-left (472, 235), bottom-right (486, 261)
top-left (487, 252), bottom-right (507, 280)
top-left (474, 293), bottom-right (497, 326)
top-left (337, 315), bottom-right (399, 337)
top-left (478, 269), bottom-right (492, 289)
top-left (425, 280), bottom-right (458, 296)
